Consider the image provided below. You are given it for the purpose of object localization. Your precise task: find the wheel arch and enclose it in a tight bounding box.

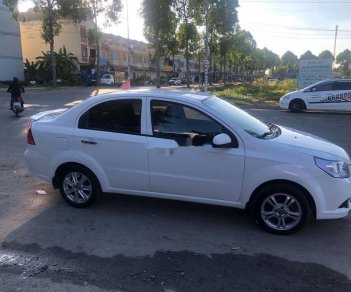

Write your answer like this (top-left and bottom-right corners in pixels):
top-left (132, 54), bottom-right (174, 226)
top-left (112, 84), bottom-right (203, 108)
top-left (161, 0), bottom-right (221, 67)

top-left (246, 179), bottom-right (316, 218)
top-left (53, 162), bottom-right (102, 192)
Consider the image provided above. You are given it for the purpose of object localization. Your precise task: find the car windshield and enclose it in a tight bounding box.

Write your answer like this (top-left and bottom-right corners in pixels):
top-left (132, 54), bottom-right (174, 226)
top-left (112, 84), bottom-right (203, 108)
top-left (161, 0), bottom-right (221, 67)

top-left (102, 74), bottom-right (110, 78)
top-left (203, 96), bottom-right (273, 138)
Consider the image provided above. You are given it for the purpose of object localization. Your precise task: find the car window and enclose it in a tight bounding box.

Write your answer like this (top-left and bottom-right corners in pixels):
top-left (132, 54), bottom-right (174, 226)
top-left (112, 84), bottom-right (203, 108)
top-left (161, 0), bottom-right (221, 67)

top-left (151, 100), bottom-right (227, 146)
top-left (333, 81), bottom-right (351, 91)
top-left (312, 82), bottom-right (333, 92)
top-left (79, 99), bottom-right (142, 134)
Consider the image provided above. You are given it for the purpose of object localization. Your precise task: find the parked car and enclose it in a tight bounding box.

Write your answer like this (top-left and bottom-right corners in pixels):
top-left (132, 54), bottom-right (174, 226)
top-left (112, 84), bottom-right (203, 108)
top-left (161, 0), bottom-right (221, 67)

top-left (279, 79), bottom-right (351, 112)
top-left (24, 90), bottom-right (351, 234)
top-left (100, 74), bottom-right (115, 85)
top-left (168, 77), bottom-right (182, 86)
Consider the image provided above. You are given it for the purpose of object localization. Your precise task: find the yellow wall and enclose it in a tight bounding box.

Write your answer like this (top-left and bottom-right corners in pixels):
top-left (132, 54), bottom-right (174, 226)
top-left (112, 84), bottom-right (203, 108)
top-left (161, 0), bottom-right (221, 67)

top-left (20, 19), bottom-right (95, 64)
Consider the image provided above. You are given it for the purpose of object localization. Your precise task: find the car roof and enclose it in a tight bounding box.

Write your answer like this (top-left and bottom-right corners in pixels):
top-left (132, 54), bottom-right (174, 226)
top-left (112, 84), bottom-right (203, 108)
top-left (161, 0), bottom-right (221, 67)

top-left (312, 78), bottom-right (351, 85)
top-left (88, 89), bottom-right (212, 103)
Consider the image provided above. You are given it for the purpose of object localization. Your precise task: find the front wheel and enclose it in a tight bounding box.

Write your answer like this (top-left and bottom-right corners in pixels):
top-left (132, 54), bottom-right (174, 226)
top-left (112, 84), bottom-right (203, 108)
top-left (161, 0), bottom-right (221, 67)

top-left (58, 165), bottom-right (100, 208)
top-left (289, 99), bottom-right (305, 113)
top-left (254, 184), bottom-right (310, 235)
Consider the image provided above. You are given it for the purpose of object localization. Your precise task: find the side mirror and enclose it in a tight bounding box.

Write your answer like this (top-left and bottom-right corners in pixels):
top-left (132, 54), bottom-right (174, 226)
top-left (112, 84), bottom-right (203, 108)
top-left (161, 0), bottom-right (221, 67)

top-left (212, 133), bottom-right (232, 148)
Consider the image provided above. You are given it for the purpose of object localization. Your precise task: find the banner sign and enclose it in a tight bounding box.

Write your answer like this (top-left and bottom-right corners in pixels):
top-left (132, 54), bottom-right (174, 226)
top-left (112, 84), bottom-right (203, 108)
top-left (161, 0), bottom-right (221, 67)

top-left (298, 59), bottom-right (332, 89)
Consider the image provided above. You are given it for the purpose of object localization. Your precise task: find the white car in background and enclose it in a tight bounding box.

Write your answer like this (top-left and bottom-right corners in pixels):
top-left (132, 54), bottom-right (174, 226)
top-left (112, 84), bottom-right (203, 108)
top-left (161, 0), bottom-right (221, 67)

top-left (100, 74), bottom-right (115, 85)
top-left (24, 90), bottom-right (351, 235)
top-left (279, 79), bottom-right (351, 112)
top-left (169, 77), bottom-right (182, 86)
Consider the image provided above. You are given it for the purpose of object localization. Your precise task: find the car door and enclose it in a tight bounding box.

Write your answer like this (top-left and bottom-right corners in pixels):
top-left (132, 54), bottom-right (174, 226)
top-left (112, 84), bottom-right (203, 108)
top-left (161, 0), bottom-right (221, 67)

top-left (74, 98), bottom-right (149, 192)
top-left (146, 99), bottom-right (245, 203)
top-left (332, 81), bottom-right (351, 111)
top-left (305, 81), bottom-right (336, 110)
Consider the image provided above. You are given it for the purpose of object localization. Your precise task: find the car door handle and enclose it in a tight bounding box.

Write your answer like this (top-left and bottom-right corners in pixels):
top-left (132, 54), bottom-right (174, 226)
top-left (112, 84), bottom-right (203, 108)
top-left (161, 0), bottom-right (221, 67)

top-left (81, 140), bottom-right (97, 145)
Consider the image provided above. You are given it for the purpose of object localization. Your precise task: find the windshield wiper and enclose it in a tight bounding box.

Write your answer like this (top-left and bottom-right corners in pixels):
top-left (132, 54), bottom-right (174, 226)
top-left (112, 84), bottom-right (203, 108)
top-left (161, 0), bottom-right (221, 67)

top-left (257, 130), bottom-right (273, 139)
top-left (257, 123), bottom-right (279, 139)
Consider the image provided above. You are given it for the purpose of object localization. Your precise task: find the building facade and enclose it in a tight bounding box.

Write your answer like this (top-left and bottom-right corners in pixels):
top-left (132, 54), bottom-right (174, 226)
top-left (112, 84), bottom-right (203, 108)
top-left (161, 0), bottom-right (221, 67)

top-left (0, 3), bottom-right (24, 81)
top-left (19, 9), bottom-right (202, 84)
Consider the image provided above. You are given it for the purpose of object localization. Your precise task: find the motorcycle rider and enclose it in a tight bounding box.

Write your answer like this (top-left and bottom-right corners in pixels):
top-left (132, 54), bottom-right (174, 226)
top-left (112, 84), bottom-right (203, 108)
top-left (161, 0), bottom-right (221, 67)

top-left (7, 77), bottom-right (25, 110)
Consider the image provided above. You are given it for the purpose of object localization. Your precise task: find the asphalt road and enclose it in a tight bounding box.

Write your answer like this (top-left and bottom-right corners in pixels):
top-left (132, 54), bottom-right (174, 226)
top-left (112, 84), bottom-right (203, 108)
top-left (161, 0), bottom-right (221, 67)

top-left (0, 87), bottom-right (350, 291)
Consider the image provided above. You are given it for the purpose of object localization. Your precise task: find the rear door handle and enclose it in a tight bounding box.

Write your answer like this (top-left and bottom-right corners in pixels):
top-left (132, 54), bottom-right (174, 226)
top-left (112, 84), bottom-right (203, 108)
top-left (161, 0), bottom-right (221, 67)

top-left (81, 140), bottom-right (97, 145)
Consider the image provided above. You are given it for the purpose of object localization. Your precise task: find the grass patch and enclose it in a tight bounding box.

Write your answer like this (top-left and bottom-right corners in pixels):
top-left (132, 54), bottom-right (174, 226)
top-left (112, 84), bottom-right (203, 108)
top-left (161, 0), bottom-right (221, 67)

top-left (210, 79), bottom-right (298, 105)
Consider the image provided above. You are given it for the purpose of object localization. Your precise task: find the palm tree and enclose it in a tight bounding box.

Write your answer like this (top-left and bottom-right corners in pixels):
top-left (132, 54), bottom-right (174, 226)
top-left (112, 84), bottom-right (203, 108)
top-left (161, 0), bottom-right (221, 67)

top-left (35, 47), bottom-right (78, 82)
top-left (24, 59), bottom-right (38, 82)
top-left (56, 46), bottom-right (78, 80)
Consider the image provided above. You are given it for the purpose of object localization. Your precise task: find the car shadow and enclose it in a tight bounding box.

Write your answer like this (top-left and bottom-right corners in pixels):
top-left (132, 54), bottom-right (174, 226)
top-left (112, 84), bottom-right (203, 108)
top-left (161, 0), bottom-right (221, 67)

top-left (3, 189), bottom-right (351, 268)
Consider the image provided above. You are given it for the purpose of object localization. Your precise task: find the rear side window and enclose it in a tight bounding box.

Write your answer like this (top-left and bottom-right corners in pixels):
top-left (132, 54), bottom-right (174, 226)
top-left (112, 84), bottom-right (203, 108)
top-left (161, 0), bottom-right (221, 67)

top-left (79, 99), bottom-right (142, 134)
top-left (333, 81), bottom-right (351, 91)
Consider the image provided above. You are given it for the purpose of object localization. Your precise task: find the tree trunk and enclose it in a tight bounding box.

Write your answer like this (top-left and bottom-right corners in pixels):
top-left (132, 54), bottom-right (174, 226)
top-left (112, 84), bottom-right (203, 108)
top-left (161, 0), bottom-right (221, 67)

top-left (186, 55), bottom-right (190, 88)
top-left (155, 35), bottom-right (160, 88)
top-left (50, 39), bottom-right (57, 87)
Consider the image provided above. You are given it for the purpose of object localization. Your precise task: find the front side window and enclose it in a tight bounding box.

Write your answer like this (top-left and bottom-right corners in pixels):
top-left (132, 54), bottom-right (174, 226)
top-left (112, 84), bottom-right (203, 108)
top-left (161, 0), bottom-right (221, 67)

top-left (151, 100), bottom-right (225, 146)
top-left (313, 82), bottom-right (333, 92)
top-left (79, 99), bottom-right (142, 134)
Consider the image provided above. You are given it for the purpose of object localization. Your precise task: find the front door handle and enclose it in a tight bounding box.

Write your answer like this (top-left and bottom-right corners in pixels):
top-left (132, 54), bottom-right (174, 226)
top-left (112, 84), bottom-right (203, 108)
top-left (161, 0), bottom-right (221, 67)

top-left (81, 140), bottom-right (97, 145)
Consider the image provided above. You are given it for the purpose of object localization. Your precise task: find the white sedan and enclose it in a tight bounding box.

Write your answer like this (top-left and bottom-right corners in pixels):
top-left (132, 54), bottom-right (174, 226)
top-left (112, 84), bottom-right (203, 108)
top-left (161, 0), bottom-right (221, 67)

top-left (25, 90), bottom-right (351, 234)
top-left (279, 79), bottom-right (351, 112)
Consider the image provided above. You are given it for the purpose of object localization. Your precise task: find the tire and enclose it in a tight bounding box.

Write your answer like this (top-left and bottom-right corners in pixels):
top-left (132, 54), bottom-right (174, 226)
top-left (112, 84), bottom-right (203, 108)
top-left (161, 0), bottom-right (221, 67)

top-left (254, 184), bottom-right (310, 235)
top-left (15, 110), bottom-right (19, 118)
top-left (58, 165), bottom-right (100, 208)
top-left (289, 99), bottom-right (305, 113)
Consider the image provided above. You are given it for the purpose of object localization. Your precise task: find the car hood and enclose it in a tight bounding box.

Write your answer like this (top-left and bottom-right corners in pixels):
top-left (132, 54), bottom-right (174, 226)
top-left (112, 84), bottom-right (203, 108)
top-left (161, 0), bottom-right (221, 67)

top-left (288, 90), bottom-right (299, 95)
top-left (271, 126), bottom-right (350, 161)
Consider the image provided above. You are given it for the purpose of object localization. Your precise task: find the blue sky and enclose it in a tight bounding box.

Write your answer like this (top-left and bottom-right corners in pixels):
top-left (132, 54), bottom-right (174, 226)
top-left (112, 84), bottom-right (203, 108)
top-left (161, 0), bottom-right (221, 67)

top-left (19, 0), bottom-right (351, 58)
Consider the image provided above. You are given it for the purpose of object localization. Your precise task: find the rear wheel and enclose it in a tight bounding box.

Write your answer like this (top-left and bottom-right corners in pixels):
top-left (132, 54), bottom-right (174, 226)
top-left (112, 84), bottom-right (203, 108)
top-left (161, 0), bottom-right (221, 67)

top-left (58, 165), bottom-right (100, 208)
top-left (254, 184), bottom-right (310, 235)
top-left (289, 99), bottom-right (305, 113)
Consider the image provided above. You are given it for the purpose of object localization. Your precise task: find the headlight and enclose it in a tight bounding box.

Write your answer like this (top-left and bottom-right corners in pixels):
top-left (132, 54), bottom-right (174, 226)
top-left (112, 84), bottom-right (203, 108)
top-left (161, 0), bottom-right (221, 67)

top-left (280, 94), bottom-right (290, 102)
top-left (315, 157), bottom-right (350, 178)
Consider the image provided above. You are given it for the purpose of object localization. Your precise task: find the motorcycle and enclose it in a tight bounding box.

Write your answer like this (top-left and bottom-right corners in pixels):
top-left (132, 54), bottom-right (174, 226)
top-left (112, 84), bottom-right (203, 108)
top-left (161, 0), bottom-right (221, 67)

top-left (11, 97), bottom-right (24, 118)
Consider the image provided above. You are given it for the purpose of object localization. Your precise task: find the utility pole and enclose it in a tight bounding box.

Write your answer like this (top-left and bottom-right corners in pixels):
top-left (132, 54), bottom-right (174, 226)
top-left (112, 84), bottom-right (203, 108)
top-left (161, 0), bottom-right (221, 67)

top-left (333, 24), bottom-right (338, 68)
top-left (126, 0), bottom-right (131, 80)
top-left (204, 0), bottom-right (209, 92)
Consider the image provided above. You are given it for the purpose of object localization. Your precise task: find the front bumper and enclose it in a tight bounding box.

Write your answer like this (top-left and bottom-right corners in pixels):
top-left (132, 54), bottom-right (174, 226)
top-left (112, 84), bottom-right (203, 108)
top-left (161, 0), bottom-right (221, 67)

top-left (279, 99), bottom-right (289, 110)
top-left (306, 174), bottom-right (351, 220)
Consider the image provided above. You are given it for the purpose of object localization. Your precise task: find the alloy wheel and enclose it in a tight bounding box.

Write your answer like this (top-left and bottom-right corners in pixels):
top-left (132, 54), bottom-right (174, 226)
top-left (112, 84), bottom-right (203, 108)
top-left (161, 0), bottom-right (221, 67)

top-left (63, 171), bottom-right (93, 204)
top-left (260, 193), bottom-right (302, 231)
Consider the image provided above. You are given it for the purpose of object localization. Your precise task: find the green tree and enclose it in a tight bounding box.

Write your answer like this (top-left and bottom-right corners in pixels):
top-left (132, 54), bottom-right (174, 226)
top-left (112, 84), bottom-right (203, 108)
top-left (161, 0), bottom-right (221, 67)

top-left (24, 59), bottom-right (38, 82)
top-left (56, 46), bottom-right (79, 80)
top-left (142, 0), bottom-right (175, 88)
top-left (281, 51), bottom-right (298, 72)
top-left (318, 50), bottom-right (334, 61)
top-left (299, 50), bottom-right (317, 60)
top-left (191, 0), bottom-right (239, 82)
top-left (259, 47), bottom-right (280, 72)
top-left (229, 30), bottom-right (256, 78)
top-left (177, 21), bottom-right (199, 86)
top-left (336, 49), bottom-right (351, 77)
top-left (36, 47), bottom-right (79, 82)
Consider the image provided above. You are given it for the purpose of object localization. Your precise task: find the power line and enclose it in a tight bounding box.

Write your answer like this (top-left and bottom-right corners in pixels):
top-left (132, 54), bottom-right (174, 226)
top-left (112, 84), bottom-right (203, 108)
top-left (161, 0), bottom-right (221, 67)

top-left (242, 22), bottom-right (351, 32)
top-left (241, 1), bottom-right (351, 3)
